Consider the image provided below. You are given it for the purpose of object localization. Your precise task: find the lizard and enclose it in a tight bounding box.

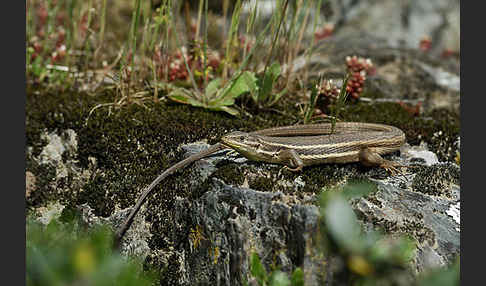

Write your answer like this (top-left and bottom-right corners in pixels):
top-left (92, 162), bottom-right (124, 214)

top-left (114, 122), bottom-right (408, 248)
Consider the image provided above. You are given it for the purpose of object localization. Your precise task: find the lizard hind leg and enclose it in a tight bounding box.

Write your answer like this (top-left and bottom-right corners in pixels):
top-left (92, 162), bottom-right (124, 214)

top-left (358, 147), bottom-right (403, 176)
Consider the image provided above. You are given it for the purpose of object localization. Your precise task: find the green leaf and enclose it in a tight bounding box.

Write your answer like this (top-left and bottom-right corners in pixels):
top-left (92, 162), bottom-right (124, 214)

top-left (322, 193), bottom-right (364, 253)
top-left (331, 73), bottom-right (351, 133)
top-left (168, 88), bottom-right (203, 107)
top-left (340, 181), bottom-right (378, 200)
top-left (32, 57), bottom-right (44, 77)
top-left (290, 268), bottom-right (304, 286)
top-left (268, 88), bottom-right (287, 106)
top-left (218, 71), bottom-right (257, 103)
top-left (260, 62), bottom-right (281, 102)
top-left (304, 83), bottom-right (319, 124)
top-left (250, 253), bottom-right (268, 285)
top-left (417, 258), bottom-right (460, 286)
top-left (210, 106), bottom-right (240, 116)
top-left (269, 271), bottom-right (290, 286)
top-left (205, 78), bottom-right (222, 98)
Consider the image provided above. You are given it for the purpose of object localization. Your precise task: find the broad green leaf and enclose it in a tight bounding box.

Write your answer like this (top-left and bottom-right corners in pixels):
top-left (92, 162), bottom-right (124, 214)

top-left (209, 97), bottom-right (236, 107)
top-left (260, 62), bottom-right (281, 101)
top-left (268, 88), bottom-right (287, 106)
top-left (417, 258), bottom-right (459, 286)
top-left (323, 194), bottom-right (364, 253)
top-left (369, 236), bottom-right (416, 265)
top-left (290, 268), bottom-right (304, 286)
top-left (267, 62), bottom-right (281, 79)
top-left (210, 106), bottom-right (240, 116)
top-left (219, 71), bottom-right (257, 102)
top-left (340, 181), bottom-right (378, 200)
top-left (168, 89), bottom-right (203, 107)
top-left (269, 271), bottom-right (290, 286)
top-left (205, 78), bottom-right (222, 98)
top-left (250, 253), bottom-right (268, 285)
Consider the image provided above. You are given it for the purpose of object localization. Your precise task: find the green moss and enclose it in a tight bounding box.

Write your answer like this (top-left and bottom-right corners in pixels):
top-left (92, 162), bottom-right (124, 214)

top-left (248, 176), bottom-right (276, 193)
top-left (25, 91), bottom-right (459, 216)
top-left (25, 158), bottom-right (58, 209)
top-left (211, 163), bottom-right (246, 186)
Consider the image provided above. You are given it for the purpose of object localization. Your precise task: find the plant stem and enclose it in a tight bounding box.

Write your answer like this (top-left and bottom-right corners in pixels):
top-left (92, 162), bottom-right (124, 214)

top-left (262, 0), bottom-right (289, 77)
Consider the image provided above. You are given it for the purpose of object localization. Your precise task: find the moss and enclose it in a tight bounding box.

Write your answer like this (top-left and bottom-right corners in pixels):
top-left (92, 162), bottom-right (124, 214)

top-left (248, 176), bottom-right (276, 193)
top-left (211, 163), bottom-right (246, 187)
top-left (356, 210), bottom-right (435, 245)
top-left (25, 159), bottom-right (58, 209)
top-left (411, 163), bottom-right (459, 198)
top-left (26, 91), bottom-right (459, 213)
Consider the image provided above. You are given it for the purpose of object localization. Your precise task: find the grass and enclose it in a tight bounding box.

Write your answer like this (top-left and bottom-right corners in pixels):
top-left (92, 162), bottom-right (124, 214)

top-left (26, 0), bottom-right (339, 120)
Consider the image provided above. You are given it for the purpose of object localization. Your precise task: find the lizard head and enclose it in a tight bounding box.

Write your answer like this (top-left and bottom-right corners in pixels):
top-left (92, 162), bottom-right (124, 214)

top-left (221, 131), bottom-right (273, 162)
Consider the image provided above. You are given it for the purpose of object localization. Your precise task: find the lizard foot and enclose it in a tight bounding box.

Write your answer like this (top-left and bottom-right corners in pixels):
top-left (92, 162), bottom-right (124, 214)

top-left (283, 165), bottom-right (303, 172)
top-left (380, 161), bottom-right (417, 176)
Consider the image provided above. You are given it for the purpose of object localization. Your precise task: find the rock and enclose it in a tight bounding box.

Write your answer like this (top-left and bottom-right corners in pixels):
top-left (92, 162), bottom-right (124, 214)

top-left (287, 31), bottom-right (460, 113)
top-left (401, 143), bottom-right (439, 166)
top-left (78, 203), bottom-right (153, 259)
top-left (353, 177), bottom-right (460, 273)
top-left (325, 0), bottom-right (460, 55)
top-left (243, 0), bottom-right (459, 56)
top-left (116, 142), bottom-right (460, 285)
top-left (39, 129), bottom-right (78, 166)
top-left (172, 178), bottom-right (323, 285)
top-left (34, 202), bottom-right (66, 225)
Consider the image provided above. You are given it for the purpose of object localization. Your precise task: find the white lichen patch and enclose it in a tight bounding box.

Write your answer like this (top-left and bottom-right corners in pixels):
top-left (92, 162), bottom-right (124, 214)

top-left (400, 143), bottom-right (439, 166)
top-left (446, 202), bottom-right (460, 232)
top-left (417, 62), bottom-right (460, 92)
top-left (39, 133), bottom-right (66, 165)
top-left (39, 129), bottom-right (78, 165)
top-left (38, 129), bottom-right (79, 179)
top-left (35, 202), bottom-right (66, 225)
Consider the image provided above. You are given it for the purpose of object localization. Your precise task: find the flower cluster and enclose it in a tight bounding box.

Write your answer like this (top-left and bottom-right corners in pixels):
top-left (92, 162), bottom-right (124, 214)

top-left (441, 49), bottom-right (459, 59)
top-left (315, 55), bottom-right (375, 114)
top-left (28, 1), bottom-right (68, 64)
top-left (419, 36), bottom-right (432, 52)
top-left (345, 55), bottom-right (375, 99)
top-left (318, 56), bottom-right (374, 101)
top-left (317, 79), bottom-right (341, 102)
top-left (238, 35), bottom-right (254, 53)
top-left (314, 23), bottom-right (334, 41)
top-left (154, 44), bottom-right (222, 84)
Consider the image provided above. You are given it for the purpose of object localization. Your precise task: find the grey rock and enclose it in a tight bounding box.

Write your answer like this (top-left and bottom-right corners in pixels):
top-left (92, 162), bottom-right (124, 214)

top-left (401, 143), bottom-right (439, 166)
top-left (124, 143), bottom-right (459, 285)
top-left (243, 0), bottom-right (459, 54)
top-left (416, 62), bottom-right (460, 92)
top-left (353, 178), bottom-right (460, 273)
top-left (289, 31), bottom-right (460, 113)
top-left (172, 178), bottom-right (322, 286)
top-left (328, 0), bottom-right (459, 54)
top-left (34, 202), bottom-right (66, 225)
top-left (39, 129), bottom-right (78, 165)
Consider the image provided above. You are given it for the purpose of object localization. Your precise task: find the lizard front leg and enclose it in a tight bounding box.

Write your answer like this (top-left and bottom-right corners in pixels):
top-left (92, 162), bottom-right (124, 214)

top-left (278, 149), bottom-right (304, 172)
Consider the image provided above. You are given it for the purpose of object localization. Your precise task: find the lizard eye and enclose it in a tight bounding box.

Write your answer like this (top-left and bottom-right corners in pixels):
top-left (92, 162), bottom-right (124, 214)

top-left (239, 135), bottom-right (245, 141)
